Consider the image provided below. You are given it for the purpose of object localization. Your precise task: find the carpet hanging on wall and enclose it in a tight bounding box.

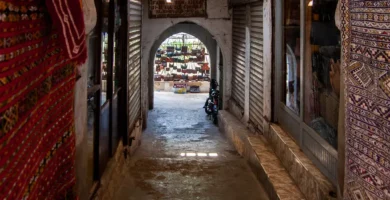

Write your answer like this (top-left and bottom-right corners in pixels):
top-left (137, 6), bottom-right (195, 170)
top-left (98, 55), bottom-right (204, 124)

top-left (0, 0), bottom-right (86, 199)
top-left (341, 0), bottom-right (390, 199)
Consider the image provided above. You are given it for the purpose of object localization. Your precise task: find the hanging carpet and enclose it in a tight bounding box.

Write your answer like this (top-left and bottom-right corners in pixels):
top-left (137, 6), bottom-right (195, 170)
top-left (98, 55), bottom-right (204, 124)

top-left (0, 0), bottom-right (86, 199)
top-left (341, 0), bottom-right (390, 199)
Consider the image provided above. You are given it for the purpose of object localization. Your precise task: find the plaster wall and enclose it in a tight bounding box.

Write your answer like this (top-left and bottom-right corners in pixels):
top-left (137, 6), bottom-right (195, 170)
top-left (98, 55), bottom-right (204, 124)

top-left (141, 0), bottom-right (232, 127)
top-left (75, 1), bottom-right (97, 198)
top-left (74, 53), bottom-right (89, 200)
top-left (74, 36), bottom-right (93, 200)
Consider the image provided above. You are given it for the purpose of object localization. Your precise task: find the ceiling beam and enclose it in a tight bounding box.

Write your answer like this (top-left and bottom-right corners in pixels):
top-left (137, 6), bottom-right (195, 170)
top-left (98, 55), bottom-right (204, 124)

top-left (229, 0), bottom-right (260, 6)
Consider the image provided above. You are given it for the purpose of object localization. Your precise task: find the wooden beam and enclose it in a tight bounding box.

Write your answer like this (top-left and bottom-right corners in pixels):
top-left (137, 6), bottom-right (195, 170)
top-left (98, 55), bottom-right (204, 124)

top-left (230, 0), bottom-right (261, 6)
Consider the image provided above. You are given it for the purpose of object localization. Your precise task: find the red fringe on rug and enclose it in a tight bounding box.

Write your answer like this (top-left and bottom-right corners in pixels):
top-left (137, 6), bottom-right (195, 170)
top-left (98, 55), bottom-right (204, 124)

top-left (0, 0), bottom-right (86, 199)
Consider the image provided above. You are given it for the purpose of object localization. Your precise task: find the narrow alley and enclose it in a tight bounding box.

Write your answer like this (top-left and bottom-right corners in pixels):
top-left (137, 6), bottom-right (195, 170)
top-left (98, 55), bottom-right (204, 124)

top-left (2, 0), bottom-right (389, 199)
top-left (100, 92), bottom-right (269, 200)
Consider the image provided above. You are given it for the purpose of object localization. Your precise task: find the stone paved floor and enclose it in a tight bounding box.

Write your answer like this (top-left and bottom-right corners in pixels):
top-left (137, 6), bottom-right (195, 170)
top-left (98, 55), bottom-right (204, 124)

top-left (110, 92), bottom-right (269, 200)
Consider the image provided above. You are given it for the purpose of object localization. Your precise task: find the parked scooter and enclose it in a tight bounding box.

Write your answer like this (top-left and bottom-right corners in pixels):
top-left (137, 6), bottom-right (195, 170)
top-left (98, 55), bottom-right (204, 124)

top-left (204, 79), bottom-right (219, 124)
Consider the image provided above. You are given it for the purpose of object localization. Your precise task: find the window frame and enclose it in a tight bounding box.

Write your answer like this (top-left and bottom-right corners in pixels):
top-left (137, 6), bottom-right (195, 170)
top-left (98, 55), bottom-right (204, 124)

top-left (274, 0), bottom-right (338, 185)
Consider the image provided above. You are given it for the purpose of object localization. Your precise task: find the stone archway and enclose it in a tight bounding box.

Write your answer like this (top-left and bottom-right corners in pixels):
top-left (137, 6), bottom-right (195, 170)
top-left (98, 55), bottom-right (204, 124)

top-left (147, 22), bottom-right (221, 109)
top-left (141, 17), bottom-right (232, 129)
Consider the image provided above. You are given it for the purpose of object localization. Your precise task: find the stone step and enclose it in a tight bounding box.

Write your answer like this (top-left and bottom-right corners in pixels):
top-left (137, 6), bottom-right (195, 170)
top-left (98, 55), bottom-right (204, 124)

top-left (265, 125), bottom-right (337, 200)
top-left (219, 111), bottom-right (306, 200)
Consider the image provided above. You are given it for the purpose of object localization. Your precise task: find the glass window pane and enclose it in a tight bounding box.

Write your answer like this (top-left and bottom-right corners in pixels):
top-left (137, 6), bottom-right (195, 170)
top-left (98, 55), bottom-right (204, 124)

top-left (304, 0), bottom-right (340, 149)
top-left (283, 0), bottom-right (301, 115)
top-left (113, 2), bottom-right (121, 94)
top-left (113, 34), bottom-right (119, 94)
top-left (101, 32), bottom-right (108, 105)
top-left (101, 0), bottom-right (109, 105)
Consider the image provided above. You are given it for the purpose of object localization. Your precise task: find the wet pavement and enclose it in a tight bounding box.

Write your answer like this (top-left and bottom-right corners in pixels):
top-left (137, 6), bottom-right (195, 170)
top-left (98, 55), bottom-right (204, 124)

top-left (111, 92), bottom-right (269, 200)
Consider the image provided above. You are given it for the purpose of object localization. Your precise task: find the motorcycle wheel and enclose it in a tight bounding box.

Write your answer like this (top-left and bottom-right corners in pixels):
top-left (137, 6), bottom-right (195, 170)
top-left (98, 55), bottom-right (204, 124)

top-left (204, 98), bottom-right (212, 115)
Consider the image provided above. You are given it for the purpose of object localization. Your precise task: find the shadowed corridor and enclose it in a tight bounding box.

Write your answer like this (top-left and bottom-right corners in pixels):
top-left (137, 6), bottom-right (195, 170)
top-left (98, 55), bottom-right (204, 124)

top-left (104, 92), bottom-right (269, 200)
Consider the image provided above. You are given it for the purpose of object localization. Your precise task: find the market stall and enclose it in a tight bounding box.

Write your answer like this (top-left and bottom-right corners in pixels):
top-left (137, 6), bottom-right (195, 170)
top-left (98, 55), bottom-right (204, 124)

top-left (153, 33), bottom-right (211, 93)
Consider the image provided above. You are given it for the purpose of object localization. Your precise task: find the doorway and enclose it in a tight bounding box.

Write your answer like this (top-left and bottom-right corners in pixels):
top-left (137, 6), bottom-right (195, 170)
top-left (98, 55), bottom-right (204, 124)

top-left (153, 33), bottom-right (211, 91)
top-left (148, 22), bottom-right (225, 110)
top-left (102, 28), bottom-right (269, 198)
top-left (152, 32), bottom-right (216, 123)
top-left (86, 0), bottom-right (132, 195)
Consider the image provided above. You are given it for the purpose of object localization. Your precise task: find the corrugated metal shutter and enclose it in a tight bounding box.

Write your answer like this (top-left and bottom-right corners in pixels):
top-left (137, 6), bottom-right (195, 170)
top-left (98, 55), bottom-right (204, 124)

top-left (232, 6), bottom-right (246, 110)
top-left (128, 0), bottom-right (142, 130)
top-left (249, 2), bottom-right (264, 132)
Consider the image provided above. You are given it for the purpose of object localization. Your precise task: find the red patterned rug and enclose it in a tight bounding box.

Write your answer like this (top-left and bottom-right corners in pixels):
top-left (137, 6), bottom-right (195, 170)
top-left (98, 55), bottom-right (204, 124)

top-left (341, 0), bottom-right (390, 199)
top-left (0, 0), bottom-right (86, 199)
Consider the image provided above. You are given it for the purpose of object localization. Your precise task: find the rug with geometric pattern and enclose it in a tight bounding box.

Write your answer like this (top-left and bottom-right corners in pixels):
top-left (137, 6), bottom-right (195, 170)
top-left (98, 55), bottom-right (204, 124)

top-left (0, 0), bottom-right (86, 199)
top-left (341, 0), bottom-right (390, 199)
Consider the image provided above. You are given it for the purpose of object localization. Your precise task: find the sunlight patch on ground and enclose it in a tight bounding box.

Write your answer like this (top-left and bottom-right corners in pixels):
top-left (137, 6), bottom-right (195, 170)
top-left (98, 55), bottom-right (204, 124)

top-left (180, 152), bottom-right (219, 157)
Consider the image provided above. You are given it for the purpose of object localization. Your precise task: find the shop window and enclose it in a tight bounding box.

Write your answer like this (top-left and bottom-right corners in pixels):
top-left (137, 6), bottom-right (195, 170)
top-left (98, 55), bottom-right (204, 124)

top-left (113, 32), bottom-right (120, 93)
top-left (280, 0), bottom-right (340, 148)
top-left (304, 0), bottom-right (340, 149)
top-left (113, 2), bottom-right (121, 94)
top-left (275, 0), bottom-right (340, 183)
top-left (101, 0), bottom-right (121, 103)
top-left (283, 0), bottom-right (301, 115)
top-left (101, 0), bottom-right (109, 105)
top-left (101, 32), bottom-right (109, 105)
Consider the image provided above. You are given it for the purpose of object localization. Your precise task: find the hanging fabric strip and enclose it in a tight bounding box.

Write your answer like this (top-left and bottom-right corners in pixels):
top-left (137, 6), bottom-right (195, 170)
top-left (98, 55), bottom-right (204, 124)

top-left (46, 0), bottom-right (87, 65)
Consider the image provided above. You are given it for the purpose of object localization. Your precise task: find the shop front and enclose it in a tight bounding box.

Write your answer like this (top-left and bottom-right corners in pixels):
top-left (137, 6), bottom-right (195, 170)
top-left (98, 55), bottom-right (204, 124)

top-left (86, 0), bottom-right (139, 195)
top-left (274, 0), bottom-right (341, 184)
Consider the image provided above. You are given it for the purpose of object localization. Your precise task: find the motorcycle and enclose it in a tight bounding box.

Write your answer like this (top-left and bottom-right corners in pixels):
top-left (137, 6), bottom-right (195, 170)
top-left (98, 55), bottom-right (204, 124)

top-left (204, 79), bottom-right (219, 124)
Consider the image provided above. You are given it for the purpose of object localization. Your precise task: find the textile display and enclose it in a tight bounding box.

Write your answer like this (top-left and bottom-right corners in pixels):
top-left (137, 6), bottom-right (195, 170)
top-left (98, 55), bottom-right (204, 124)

top-left (341, 0), bottom-right (390, 199)
top-left (0, 0), bottom-right (86, 199)
top-left (46, 0), bottom-right (87, 63)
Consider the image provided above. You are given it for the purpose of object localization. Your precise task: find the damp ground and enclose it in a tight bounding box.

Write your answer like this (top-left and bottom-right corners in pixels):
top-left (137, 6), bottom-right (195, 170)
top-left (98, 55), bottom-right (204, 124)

top-left (110, 92), bottom-right (269, 200)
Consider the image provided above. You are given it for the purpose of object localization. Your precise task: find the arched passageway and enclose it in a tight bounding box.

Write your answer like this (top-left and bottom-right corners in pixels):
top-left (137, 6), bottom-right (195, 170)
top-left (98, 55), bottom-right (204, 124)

top-left (101, 88), bottom-right (269, 200)
top-left (152, 32), bottom-right (213, 93)
top-left (148, 22), bottom-right (221, 110)
top-left (97, 22), bottom-right (269, 200)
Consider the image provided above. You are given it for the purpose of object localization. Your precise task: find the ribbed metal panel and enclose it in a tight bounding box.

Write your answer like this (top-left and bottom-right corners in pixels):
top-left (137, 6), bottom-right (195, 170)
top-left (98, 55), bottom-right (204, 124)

top-left (303, 129), bottom-right (338, 184)
top-left (128, 0), bottom-right (142, 130)
top-left (249, 2), bottom-right (264, 132)
top-left (232, 6), bottom-right (246, 110)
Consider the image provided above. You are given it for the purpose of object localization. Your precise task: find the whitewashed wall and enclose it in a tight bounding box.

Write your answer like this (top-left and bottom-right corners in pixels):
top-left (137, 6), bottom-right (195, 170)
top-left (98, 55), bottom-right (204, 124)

top-left (74, 1), bottom-right (97, 199)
